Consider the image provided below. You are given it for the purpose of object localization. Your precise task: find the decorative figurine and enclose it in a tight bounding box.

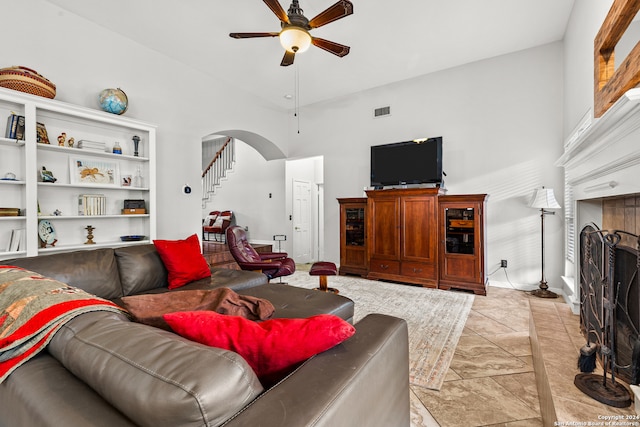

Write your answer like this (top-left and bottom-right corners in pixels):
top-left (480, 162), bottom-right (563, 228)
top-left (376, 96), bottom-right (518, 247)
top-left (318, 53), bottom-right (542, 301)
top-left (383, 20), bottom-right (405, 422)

top-left (53, 209), bottom-right (62, 216)
top-left (57, 132), bottom-right (66, 146)
top-left (68, 137), bottom-right (75, 148)
top-left (40, 166), bottom-right (57, 183)
top-left (132, 135), bottom-right (140, 157)
top-left (85, 225), bottom-right (96, 244)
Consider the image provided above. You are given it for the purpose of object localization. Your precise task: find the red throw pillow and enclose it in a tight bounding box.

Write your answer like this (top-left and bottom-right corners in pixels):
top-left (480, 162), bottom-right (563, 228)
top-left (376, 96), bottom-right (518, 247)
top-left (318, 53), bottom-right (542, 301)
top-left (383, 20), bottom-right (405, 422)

top-left (163, 311), bottom-right (356, 385)
top-left (153, 234), bottom-right (211, 289)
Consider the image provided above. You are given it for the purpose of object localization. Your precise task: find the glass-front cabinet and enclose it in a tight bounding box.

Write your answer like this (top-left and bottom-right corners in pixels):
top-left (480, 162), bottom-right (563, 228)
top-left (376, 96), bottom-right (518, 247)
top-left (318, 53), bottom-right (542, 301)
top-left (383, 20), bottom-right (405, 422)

top-left (439, 194), bottom-right (488, 295)
top-left (445, 207), bottom-right (475, 255)
top-left (345, 207), bottom-right (365, 246)
top-left (338, 198), bottom-right (368, 276)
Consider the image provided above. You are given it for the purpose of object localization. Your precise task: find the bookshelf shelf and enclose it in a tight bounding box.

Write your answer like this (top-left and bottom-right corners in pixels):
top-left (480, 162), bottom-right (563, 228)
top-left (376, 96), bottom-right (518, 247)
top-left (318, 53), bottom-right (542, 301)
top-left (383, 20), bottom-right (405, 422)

top-left (0, 87), bottom-right (157, 259)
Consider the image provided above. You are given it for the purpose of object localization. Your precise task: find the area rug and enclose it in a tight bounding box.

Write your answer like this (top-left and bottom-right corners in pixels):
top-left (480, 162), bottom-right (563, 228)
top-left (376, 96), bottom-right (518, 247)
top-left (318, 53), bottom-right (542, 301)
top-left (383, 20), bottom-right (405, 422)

top-left (284, 270), bottom-right (474, 391)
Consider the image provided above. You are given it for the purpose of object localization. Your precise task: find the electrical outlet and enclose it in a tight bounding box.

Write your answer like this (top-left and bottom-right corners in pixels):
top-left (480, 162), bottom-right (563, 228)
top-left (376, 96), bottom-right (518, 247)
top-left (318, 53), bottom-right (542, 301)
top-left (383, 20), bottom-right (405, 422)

top-left (500, 259), bottom-right (508, 268)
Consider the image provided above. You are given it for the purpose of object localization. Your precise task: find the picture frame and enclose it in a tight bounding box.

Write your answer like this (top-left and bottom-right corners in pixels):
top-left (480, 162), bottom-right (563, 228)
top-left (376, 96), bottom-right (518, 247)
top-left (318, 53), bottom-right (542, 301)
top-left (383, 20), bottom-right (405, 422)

top-left (70, 157), bottom-right (119, 186)
top-left (36, 122), bottom-right (50, 144)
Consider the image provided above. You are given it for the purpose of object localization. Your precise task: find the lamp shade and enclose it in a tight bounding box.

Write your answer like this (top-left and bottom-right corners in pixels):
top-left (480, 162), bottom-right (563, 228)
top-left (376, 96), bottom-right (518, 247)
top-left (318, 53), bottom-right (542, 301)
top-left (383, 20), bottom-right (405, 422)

top-left (529, 187), bottom-right (561, 209)
top-left (279, 26), bottom-right (312, 53)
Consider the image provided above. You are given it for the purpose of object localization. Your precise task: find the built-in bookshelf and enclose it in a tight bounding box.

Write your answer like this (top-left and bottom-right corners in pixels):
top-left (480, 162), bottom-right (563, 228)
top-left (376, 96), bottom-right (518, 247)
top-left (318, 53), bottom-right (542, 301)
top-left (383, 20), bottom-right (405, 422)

top-left (0, 87), bottom-right (156, 260)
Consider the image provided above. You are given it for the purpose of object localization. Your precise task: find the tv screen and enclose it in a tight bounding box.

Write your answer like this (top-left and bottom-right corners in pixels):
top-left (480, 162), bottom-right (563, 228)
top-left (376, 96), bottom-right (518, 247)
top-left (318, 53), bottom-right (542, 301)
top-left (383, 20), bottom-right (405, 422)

top-left (370, 137), bottom-right (443, 187)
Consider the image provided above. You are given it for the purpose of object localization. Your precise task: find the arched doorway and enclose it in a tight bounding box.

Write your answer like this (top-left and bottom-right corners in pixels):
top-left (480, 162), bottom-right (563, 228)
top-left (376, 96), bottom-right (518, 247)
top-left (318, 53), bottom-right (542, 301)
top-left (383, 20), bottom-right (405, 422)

top-left (201, 130), bottom-right (323, 263)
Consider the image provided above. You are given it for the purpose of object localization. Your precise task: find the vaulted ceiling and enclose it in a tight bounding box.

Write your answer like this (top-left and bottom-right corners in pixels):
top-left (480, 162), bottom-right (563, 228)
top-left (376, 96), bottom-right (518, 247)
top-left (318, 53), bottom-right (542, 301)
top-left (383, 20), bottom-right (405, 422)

top-left (46, 0), bottom-right (576, 109)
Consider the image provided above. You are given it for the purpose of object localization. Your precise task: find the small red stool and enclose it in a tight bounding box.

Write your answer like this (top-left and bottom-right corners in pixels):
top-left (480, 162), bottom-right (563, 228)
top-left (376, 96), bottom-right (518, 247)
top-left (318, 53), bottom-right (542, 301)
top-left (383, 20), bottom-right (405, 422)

top-left (309, 262), bottom-right (339, 294)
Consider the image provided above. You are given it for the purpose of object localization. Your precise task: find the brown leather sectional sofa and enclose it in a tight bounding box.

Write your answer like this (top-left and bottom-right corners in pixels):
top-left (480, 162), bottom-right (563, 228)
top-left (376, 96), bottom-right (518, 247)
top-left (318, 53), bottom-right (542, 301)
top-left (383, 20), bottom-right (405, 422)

top-left (0, 244), bottom-right (409, 427)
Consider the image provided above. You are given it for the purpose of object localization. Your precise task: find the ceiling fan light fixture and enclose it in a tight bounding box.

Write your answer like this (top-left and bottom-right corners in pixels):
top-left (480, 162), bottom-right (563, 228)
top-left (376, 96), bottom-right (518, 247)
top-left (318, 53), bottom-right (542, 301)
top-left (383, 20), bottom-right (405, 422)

top-left (279, 26), bottom-right (312, 53)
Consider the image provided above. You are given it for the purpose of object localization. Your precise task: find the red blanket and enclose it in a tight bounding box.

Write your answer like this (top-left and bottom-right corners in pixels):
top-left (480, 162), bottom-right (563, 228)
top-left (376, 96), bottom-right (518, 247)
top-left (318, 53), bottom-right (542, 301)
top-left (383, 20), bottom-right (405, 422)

top-left (0, 266), bottom-right (128, 383)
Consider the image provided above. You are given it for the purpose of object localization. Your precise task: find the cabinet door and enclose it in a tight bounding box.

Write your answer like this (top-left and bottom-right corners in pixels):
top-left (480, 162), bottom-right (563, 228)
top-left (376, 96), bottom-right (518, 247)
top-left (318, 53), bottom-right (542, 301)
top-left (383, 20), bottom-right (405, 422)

top-left (401, 195), bottom-right (437, 263)
top-left (338, 199), bottom-right (368, 275)
top-left (440, 200), bottom-right (485, 291)
top-left (368, 196), bottom-right (400, 260)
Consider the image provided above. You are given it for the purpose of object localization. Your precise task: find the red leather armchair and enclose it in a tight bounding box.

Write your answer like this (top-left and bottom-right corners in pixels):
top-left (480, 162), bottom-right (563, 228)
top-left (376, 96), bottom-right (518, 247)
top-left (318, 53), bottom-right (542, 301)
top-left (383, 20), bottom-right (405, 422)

top-left (226, 226), bottom-right (296, 280)
top-left (203, 210), bottom-right (233, 242)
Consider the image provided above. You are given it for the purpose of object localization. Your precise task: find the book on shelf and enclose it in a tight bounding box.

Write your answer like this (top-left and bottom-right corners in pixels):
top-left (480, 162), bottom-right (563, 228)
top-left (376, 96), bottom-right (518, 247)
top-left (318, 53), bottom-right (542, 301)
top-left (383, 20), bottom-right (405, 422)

top-left (78, 194), bottom-right (107, 216)
top-left (0, 208), bottom-right (20, 216)
top-left (5, 114), bottom-right (17, 138)
top-left (6, 228), bottom-right (24, 252)
top-left (77, 140), bottom-right (107, 152)
top-left (15, 115), bottom-right (25, 140)
top-left (5, 114), bottom-right (26, 140)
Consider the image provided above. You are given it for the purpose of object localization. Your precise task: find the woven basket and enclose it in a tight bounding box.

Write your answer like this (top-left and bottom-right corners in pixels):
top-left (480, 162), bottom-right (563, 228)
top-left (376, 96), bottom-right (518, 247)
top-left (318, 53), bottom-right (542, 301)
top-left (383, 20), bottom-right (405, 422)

top-left (0, 66), bottom-right (56, 99)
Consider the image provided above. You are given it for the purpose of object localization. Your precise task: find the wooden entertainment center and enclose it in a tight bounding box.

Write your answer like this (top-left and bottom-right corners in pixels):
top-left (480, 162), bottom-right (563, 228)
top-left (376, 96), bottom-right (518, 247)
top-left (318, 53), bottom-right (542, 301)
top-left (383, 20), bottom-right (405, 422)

top-left (338, 188), bottom-right (487, 295)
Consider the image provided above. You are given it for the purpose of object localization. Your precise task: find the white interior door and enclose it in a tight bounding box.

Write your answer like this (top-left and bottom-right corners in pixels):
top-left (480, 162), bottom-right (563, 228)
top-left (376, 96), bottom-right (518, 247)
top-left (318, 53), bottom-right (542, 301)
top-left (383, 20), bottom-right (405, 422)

top-left (292, 179), bottom-right (312, 263)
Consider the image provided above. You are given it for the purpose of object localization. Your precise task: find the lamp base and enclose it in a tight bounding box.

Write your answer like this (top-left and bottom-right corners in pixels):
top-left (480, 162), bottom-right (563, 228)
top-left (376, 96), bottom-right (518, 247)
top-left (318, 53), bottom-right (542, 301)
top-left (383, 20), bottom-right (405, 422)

top-left (530, 279), bottom-right (558, 298)
top-left (531, 288), bottom-right (559, 298)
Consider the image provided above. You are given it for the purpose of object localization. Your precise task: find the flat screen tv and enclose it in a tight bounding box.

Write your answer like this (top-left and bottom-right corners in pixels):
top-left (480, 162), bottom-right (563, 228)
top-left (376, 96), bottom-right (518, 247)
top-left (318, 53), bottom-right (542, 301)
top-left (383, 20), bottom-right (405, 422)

top-left (370, 137), bottom-right (443, 187)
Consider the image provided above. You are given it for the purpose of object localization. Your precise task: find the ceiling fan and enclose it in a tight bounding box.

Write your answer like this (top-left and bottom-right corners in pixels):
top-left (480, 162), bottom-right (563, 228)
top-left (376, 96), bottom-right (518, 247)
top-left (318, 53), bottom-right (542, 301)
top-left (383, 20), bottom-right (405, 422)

top-left (229, 0), bottom-right (354, 67)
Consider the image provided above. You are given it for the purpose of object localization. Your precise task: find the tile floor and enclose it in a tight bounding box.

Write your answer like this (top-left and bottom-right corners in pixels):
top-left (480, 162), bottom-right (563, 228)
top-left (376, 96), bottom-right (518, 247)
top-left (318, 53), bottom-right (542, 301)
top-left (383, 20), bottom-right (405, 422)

top-left (410, 284), bottom-right (639, 427)
top-left (290, 262), bottom-right (637, 426)
top-left (410, 285), bottom-right (543, 427)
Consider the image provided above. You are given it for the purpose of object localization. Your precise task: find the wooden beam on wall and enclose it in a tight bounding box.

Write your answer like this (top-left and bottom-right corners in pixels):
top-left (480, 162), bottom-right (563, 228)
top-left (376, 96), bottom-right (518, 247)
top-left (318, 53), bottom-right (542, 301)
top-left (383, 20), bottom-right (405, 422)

top-left (594, 0), bottom-right (640, 117)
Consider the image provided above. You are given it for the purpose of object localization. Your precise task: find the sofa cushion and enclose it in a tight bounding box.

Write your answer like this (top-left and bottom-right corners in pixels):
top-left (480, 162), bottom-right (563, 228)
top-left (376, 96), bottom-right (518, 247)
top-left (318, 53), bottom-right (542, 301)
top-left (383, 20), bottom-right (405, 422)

top-left (239, 282), bottom-right (355, 323)
top-left (48, 311), bottom-right (263, 427)
top-left (0, 353), bottom-right (137, 427)
top-left (0, 248), bottom-right (123, 299)
top-left (164, 311), bottom-right (356, 386)
top-left (153, 234), bottom-right (211, 289)
top-left (114, 244), bottom-right (168, 295)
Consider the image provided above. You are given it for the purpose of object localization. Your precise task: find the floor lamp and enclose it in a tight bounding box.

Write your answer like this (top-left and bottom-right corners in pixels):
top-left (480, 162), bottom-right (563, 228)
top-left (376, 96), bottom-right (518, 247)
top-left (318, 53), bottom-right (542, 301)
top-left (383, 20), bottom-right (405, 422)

top-left (529, 187), bottom-right (561, 298)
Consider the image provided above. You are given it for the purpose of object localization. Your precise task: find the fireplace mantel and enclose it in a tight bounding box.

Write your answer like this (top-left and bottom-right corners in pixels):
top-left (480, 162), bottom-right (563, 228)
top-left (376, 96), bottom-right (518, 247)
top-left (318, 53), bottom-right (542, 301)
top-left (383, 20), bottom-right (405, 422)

top-left (559, 88), bottom-right (640, 201)
top-left (558, 88), bottom-right (640, 171)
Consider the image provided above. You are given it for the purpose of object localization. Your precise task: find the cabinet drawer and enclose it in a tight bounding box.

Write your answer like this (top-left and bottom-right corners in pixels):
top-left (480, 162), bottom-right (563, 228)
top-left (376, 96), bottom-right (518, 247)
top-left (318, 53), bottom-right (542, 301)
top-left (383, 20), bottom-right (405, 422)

top-left (401, 261), bottom-right (436, 279)
top-left (449, 219), bottom-right (473, 228)
top-left (369, 259), bottom-right (400, 275)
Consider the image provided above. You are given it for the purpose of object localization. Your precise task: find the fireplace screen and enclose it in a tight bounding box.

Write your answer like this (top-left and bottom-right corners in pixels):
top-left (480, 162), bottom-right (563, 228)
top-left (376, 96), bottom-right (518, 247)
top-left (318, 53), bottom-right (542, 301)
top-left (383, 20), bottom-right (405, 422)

top-left (579, 223), bottom-right (640, 385)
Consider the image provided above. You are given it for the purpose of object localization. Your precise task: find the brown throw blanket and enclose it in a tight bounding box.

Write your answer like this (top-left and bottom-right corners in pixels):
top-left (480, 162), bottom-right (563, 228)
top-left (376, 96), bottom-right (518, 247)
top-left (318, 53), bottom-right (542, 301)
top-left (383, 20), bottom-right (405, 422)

top-left (120, 288), bottom-right (275, 331)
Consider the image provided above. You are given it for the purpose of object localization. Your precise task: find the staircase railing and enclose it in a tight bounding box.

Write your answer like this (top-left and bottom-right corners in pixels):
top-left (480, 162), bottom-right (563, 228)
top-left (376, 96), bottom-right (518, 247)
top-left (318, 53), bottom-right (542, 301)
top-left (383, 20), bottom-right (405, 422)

top-left (202, 137), bottom-right (234, 205)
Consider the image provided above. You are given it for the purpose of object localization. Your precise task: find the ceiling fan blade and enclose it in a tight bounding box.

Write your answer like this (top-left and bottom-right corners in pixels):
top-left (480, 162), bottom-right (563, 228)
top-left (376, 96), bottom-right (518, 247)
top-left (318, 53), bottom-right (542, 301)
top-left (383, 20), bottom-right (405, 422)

top-left (308, 0), bottom-right (353, 29)
top-left (229, 32), bottom-right (280, 39)
top-left (281, 50), bottom-right (295, 67)
top-left (263, 0), bottom-right (290, 24)
top-left (312, 37), bottom-right (350, 57)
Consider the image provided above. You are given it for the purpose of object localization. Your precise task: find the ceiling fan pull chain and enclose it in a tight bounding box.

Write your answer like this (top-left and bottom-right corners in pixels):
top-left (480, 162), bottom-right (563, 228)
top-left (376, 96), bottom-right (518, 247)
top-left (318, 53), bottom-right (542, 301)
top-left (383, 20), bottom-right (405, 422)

top-left (295, 63), bottom-right (301, 134)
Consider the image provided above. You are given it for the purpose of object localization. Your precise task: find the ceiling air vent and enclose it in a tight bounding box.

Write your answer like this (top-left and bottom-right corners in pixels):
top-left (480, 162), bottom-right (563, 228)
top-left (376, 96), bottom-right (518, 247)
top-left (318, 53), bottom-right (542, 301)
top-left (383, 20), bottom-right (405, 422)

top-left (374, 106), bottom-right (391, 118)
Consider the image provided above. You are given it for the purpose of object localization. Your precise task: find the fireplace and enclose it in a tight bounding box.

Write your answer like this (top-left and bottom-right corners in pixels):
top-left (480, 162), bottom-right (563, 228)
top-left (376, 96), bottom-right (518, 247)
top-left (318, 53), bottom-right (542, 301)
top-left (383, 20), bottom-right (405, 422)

top-left (557, 89), bottom-right (640, 406)
top-left (557, 88), bottom-right (640, 312)
top-left (579, 222), bottom-right (640, 385)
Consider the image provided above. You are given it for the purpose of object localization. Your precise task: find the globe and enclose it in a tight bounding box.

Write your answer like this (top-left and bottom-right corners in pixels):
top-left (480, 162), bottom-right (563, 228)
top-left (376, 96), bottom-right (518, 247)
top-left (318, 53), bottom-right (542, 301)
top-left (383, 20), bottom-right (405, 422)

top-left (98, 88), bottom-right (128, 115)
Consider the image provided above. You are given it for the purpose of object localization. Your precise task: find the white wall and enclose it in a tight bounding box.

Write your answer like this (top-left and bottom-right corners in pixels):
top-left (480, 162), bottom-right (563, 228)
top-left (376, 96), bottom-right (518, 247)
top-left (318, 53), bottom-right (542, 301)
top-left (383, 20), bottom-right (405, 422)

top-left (562, 0), bottom-right (614, 137)
top-left (7, 0), bottom-right (289, 242)
top-left (203, 141), bottom-right (286, 244)
top-left (287, 43), bottom-right (565, 290)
